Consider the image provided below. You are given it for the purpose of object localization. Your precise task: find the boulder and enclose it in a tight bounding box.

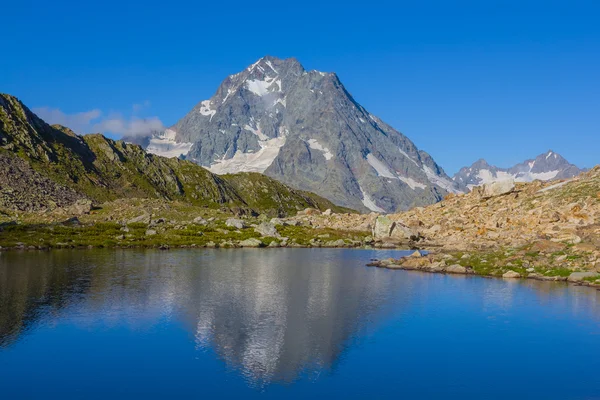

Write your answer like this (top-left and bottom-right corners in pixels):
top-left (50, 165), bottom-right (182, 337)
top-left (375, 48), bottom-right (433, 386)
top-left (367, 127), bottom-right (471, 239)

top-left (479, 180), bottom-right (515, 198)
top-left (445, 265), bottom-right (467, 274)
top-left (270, 218), bottom-right (287, 226)
top-left (145, 229), bottom-right (157, 236)
top-left (323, 209), bottom-right (333, 216)
top-left (254, 222), bottom-right (279, 238)
top-left (239, 238), bottom-right (263, 247)
top-left (67, 199), bottom-right (93, 215)
top-left (193, 217), bottom-right (207, 225)
top-left (410, 250), bottom-right (423, 258)
top-left (502, 270), bottom-right (521, 279)
top-left (226, 218), bottom-right (246, 229)
top-left (390, 222), bottom-right (417, 241)
top-left (372, 216), bottom-right (395, 239)
top-left (567, 272), bottom-right (598, 283)
top-left (128, 213), bottom-right (151, 225)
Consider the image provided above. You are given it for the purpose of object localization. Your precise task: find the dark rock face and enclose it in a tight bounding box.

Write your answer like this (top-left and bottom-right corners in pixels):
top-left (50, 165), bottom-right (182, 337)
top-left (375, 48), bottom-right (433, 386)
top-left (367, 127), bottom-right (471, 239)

top-left (454, 151), bottom-right (586, 189)
top-left (137, 56), bottom-right (463, 212)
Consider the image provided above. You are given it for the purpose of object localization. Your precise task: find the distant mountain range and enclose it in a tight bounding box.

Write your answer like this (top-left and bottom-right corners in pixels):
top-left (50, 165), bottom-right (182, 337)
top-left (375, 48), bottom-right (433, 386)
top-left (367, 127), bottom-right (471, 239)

top-left (453, 150), bottom-right (586, 190)
top-left (127, 56), bottom-right (464, 213)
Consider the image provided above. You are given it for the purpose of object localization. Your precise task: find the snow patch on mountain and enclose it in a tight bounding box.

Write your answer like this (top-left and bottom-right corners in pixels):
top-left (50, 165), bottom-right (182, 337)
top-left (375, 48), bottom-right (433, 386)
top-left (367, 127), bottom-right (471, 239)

top-left (398, 176), bottom-right (427, 190)
top-left (146, 129), bottom-right (193, 159)
top-left (199, 100), bottom-right (216, 121)
top-left (367, 154), bottom-right (396, 179)
top-left (360, 185), bottom-right (385, 213)
top-left (423, 165), bottom-right (460, 193)
top-left (455, 151), bottom-right (582, 190)
top-left (307, 139), bottom-right (333, 160)
top-left (208, 136), bottom-right (286, 175)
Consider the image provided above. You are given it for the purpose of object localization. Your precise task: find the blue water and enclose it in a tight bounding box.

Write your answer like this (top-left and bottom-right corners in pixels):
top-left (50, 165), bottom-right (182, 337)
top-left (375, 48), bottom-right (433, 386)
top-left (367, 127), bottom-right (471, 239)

top-left (1, 248), bottom-right (599, 399)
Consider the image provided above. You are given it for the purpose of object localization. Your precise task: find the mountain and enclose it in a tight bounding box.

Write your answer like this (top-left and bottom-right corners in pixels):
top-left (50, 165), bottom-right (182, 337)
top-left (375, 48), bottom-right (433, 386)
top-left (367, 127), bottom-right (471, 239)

top-left (0, 93), bottom-right (350, 216)
top-left (453, 151), bottom-right (586, 190)
top-left (129, 56), bottom-right (463, 213)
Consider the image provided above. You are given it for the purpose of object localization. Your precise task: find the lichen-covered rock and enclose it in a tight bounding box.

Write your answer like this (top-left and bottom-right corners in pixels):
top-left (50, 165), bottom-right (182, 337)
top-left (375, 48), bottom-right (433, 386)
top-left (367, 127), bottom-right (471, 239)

top-left (226, 218), bottom-right (246, 229)
top-left (567, 272), bottom-right (598, 282)
top-left (372, 216), bottom-right (395, 239)
top-left (239, 238), bottom-right (263, 247)
top-left (254, 222), bottom-right (279, 237)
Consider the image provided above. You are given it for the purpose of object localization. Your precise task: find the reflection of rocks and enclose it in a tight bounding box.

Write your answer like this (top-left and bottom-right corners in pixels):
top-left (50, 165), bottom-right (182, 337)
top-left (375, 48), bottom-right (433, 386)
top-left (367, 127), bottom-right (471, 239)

top-left (0, 251), bottom-right (93, 347)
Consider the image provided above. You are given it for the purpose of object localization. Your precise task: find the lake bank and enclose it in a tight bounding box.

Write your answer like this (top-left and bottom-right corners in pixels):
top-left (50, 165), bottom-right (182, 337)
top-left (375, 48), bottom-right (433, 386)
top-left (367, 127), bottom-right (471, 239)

top-left (368, 249), bottom-right (600, 289)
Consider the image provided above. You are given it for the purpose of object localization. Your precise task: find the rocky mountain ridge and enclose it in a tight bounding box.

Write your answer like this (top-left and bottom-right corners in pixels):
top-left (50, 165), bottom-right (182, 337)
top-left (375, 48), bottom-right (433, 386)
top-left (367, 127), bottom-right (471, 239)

top-left (0, 93), bottom-right (349, 216)
top-left (131, 56), bottom-right (464, 213)
top-left (453, 150), bottom-right (585, 190)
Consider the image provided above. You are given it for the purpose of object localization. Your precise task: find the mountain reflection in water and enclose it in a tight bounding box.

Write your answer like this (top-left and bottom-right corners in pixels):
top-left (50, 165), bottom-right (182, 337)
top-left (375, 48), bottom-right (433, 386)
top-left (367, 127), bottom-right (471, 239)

top-left (0, 249), bottom-right (412, 385)
top-left (2, 248), bottom-right (600, 399)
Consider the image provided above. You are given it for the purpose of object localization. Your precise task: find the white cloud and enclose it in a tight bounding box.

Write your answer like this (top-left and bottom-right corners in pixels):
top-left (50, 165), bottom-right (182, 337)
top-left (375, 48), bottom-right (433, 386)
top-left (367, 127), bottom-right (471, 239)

top-left (32, 105), bottom-right (164, 137)
top-left (32, 107), bottom-right (102, 134)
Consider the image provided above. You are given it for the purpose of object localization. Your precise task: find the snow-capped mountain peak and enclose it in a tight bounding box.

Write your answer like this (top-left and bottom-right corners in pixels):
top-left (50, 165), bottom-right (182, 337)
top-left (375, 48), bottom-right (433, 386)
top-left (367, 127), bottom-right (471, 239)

top-left (132, 56), bottom-right (464, 212)
top-left (453, 150), bottom-right (585, 190)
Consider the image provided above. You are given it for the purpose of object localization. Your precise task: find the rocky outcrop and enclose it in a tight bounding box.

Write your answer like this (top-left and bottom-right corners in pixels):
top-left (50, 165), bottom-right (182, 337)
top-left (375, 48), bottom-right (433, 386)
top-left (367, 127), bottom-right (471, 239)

top-left (294, 167), bottom-right (600, 260)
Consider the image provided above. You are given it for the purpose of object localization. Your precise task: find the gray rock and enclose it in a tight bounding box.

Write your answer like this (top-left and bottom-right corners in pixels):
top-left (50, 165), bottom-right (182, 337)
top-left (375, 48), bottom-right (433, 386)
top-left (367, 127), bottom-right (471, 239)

top-left (323, 209), bottom-right (333, 216)
top-left (479, 180), bottom-right (515, 198)
top-left (254, 222), bottom-right (279, 237)
top-left (327, 239), bottom-right (346, 247)
top-left (193, 217), bottom-right (208, 225)
top-left (239, 238), bottom-right (263, 247)
top-left (225, 218), bottom-right (246, 229)
top-left (129, 213), bottom-right (151, 225)
top-left (270, 218), bottom-right (287, 226)
top-left (145, 229), bottom-right (157, 236)
top-left (372, 216), bottom-right (395, 239)
top-left (502, 270), bottom-right (521, 279)
top-left (67, 199), bottom-right (93, 215)
top-left (446, 265), bottom-right (467, 274)
top-left (567, 271), bottom-right (598, 282)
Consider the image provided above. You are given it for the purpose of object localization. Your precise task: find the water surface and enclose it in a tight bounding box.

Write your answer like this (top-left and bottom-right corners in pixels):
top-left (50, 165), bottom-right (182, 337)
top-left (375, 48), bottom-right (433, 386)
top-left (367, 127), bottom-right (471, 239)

top-left (1, 249), bottom-right (599, 399)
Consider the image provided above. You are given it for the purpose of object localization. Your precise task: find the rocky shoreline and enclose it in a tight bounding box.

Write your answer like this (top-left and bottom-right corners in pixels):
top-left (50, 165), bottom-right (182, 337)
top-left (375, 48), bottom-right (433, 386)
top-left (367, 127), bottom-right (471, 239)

top-left (367, 250), bottom-right (600, 289)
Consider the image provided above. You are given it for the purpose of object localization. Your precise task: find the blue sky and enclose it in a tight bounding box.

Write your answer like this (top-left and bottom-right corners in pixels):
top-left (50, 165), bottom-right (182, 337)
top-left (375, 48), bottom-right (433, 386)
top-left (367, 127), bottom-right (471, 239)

top-left (1, 0), bottom-right (598, 174)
